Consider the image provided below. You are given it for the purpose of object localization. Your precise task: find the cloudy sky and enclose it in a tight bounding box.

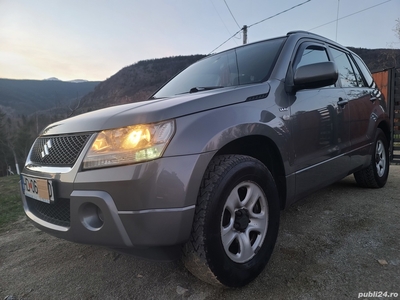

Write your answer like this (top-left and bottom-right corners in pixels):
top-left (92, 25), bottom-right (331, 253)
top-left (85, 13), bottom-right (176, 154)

top-left (0, 0), bottom-right (399, 81)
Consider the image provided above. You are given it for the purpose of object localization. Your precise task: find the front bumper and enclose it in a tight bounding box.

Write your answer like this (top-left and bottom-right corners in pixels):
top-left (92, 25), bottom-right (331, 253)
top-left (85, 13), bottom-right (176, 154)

top-left (21, 152), bottom-right (214, 259)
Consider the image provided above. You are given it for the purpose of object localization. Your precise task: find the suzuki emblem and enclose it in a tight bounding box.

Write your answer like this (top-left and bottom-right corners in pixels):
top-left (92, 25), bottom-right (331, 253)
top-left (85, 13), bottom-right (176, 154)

top-left (41, 139), bottom-right (52, 158)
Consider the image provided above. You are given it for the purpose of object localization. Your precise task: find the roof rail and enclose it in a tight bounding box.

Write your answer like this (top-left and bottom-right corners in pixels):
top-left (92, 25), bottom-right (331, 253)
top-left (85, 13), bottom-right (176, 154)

top-left (286, 30), bottom-right (340, 45)
top-left (286, 30), bottom-right (312, 36)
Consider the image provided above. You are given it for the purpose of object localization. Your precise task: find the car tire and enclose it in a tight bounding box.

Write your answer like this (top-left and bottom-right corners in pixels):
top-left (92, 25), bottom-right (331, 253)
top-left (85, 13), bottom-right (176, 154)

top-left (182, 155), bottom-right (280, 287)
top-left (354, 128), bottom-right (389, 188)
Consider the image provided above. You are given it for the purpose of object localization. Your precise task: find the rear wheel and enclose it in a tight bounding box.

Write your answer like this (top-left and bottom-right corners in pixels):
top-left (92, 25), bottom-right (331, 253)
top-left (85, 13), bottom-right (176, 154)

top-left (183, 155), bottom-right (280, 287)
top-left (354, 128), bottom-right (389, 188)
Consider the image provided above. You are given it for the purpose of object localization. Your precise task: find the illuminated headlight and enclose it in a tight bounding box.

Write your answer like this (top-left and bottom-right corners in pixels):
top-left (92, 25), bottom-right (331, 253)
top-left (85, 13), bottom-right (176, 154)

top-left (83, 120), bottom-right (175, 169)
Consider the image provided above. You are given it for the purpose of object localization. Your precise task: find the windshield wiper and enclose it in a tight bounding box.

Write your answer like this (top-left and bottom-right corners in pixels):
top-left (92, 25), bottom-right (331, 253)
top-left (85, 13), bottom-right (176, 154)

top-left (148, 96), bottom-right (166, 100)
top-left (174, 86), bottom-right (224, 96)
top-left (189, 86), bottom-right (224, 93)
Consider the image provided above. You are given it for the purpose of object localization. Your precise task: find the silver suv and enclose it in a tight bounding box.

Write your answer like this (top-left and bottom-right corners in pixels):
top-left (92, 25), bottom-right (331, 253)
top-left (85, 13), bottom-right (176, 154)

top-left (20, 31), bottom-right (390, 287)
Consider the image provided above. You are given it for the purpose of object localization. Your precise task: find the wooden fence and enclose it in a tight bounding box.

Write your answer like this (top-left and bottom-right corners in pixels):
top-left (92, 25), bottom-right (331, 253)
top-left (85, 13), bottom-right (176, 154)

top-left (372, 68), bottom-right (400, 164)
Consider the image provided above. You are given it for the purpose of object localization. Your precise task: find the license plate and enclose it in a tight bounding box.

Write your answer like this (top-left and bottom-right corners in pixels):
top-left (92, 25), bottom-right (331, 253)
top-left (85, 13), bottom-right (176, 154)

top-left (21, 175), bottom-right (54, 204)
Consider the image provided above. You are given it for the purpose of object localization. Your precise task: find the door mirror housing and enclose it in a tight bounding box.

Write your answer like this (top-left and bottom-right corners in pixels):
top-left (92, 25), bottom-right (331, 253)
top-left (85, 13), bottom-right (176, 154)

top-left (292, 61), bottom-right (338, 92)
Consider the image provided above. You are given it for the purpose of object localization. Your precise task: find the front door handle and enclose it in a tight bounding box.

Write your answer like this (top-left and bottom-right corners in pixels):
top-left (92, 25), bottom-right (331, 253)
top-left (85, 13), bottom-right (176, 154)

top-left (338, 97), bottom-right (349, 108)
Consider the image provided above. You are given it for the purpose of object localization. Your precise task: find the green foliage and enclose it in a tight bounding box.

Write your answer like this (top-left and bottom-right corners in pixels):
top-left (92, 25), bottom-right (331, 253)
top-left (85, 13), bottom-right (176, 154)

top-left (0, 175), bottom-right (24, 232)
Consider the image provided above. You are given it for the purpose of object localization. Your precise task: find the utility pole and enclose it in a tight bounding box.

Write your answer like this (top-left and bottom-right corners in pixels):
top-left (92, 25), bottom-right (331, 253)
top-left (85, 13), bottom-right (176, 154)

top-left (242, 25), bottom-right (247, 44)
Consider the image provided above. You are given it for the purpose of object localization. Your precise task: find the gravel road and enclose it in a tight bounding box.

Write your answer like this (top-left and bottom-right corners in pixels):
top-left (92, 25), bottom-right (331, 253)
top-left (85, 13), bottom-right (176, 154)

top-left (1, 166), bottom-right (399, 300)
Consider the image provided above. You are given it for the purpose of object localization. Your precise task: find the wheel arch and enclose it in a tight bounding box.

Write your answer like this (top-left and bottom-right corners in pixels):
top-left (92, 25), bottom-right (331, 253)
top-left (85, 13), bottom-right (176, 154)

top-left (377, 119), bottom-right (391, 145)
top-left (214, 135), bottom-right (287, 209)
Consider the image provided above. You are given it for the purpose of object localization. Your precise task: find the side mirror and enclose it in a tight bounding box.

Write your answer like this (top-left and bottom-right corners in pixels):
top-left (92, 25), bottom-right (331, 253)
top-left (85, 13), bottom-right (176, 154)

top-left (293, 61), bottom-right (338, 91)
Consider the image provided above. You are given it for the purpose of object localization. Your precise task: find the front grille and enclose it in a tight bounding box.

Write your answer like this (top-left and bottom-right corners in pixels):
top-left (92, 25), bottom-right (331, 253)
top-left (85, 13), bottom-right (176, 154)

top-left (29, 134), bottom-right (92, 166)
top-left (26, 197), bottom-right (70, 227)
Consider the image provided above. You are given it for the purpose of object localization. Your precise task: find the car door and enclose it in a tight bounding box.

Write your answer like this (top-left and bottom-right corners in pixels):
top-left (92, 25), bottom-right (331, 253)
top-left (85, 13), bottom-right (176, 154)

top-left (288, 42), bottom-right (351, 198)
top-left (328, 47), bottom-right (378, 169)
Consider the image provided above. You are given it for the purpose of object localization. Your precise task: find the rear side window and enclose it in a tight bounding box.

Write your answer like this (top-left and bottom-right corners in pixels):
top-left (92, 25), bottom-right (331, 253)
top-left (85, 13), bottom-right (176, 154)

top-left (352, 55), bottom-right (374, 87)
top-left (348, 57), bottom-right (365, 87)
top-left (329, 47), bottom-right (358, 88)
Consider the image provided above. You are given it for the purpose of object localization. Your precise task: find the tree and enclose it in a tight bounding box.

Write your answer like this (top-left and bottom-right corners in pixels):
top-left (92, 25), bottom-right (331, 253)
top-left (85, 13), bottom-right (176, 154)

top-left (394, 18), bottom-right (400, 42)
top-left (14, 115), bottom-right (36, 167)
top-left (0, 109), bottom-right (18, 175)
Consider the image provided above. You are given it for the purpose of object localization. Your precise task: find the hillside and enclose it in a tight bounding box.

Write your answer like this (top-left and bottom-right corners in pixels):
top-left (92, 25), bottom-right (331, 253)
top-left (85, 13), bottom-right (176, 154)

top-left (76, 55), bottom-right (206, 114)
top-left (348, 47), bottom-right (400, 72)
top-left (0, 79), bottom-right (100, 116)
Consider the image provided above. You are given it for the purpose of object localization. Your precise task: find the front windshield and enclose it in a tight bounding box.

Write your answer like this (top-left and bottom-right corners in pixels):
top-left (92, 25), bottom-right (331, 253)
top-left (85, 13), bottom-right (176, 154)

top-left (152, 37), bottom-right (285, 98)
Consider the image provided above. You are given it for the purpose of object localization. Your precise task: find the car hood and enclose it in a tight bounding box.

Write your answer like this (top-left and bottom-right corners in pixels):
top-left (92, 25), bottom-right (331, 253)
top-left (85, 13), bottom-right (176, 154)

top-left (41, 83), bottom-right (270, 135)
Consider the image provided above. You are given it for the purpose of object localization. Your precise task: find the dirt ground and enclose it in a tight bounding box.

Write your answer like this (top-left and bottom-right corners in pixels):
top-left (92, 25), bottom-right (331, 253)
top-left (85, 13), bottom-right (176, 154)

top-left (1, 166), bottom-right (399, 300)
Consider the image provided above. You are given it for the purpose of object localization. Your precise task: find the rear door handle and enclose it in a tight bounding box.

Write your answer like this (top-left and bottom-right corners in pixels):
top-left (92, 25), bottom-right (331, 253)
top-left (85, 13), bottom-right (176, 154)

top-left (337, 97), bottom-right (349, 108)
top-left (370, 95), bottom-right (381, 102)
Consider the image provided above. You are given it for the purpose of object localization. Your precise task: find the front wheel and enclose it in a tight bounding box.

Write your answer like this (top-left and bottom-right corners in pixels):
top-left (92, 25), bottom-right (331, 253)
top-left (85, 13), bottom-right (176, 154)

top-left (182, 155), bottom-right (280, 287)
top-left (354, 128), bottom-right (389, 188)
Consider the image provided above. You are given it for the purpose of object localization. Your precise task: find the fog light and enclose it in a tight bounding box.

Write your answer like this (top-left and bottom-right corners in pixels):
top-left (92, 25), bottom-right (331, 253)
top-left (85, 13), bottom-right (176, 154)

top-left (97, 206), bottom-right (104, 223)
top-left (79, 203), bottom-right (104, 231)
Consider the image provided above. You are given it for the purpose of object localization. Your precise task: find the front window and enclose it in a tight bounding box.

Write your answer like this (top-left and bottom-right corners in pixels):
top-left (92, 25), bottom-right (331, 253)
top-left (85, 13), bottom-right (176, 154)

top-left (152, 37), bottom-right (285, 98)
top-left (295, 45), bottom-right (330, 69)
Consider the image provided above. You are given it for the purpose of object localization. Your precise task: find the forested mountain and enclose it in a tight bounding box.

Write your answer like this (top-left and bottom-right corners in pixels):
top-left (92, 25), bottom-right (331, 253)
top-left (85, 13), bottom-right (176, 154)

top-left (349, 47), bottom-right (400, 72)
top-left (76, 55), bottom-right (206, 114)
top-left (0, 79), bottom-right (100, 116)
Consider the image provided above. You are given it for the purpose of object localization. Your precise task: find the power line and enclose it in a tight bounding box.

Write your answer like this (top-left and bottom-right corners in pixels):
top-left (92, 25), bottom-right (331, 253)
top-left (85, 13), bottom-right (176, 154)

top-left (309, 0), bottom-right (392, 31)
top-left (224, 0), bottom-right (241, 30)
top-left (208, 0), bottom-right (393, 55)
top-left (208, 28), bottom-right (243, 55)
top-left (248, 0), bottom-right (311, 28)
top-left (210, 0), bottom-right (240, 45)
top-left (335, 0), bottom-right (340, 41)
top-left (208, 0), bottom-right (312, 54)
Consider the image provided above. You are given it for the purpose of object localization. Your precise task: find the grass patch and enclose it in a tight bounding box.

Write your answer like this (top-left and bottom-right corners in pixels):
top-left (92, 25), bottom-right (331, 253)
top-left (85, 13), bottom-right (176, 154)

top-left (0, 175), bottom-right (24, 231)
